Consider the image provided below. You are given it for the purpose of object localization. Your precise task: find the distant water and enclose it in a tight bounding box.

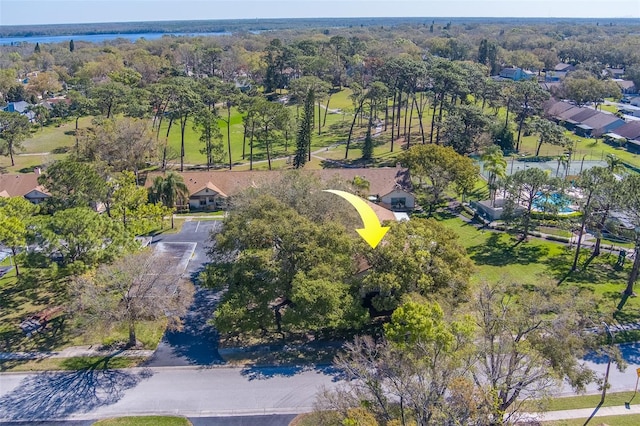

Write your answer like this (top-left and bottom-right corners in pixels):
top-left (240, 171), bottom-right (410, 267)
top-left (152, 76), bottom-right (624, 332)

top-left (0, 31), bottom-right (231, 45)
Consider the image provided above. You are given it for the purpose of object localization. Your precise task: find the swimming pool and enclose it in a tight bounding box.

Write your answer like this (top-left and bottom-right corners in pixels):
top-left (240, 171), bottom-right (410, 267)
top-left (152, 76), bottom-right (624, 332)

top-left (533, 192), bottom-right (575, 214)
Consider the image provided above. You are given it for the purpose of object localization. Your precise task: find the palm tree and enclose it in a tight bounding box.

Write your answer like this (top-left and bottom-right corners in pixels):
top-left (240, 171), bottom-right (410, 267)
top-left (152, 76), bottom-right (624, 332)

top-left (148, 172), bottom-right (190, 228)
top-left (481, 145), bottom-right (507, 207)
top-left (605, 154), bottom-right (624, 174)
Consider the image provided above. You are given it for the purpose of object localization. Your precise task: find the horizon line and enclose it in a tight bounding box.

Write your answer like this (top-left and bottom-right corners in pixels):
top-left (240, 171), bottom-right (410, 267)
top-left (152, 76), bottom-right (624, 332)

top-left (3, 15), bottom-right (639, 28)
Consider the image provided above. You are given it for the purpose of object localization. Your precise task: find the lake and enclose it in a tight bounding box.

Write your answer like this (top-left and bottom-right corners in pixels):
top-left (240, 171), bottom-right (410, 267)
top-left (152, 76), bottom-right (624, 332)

top-left (0, 32), bottom-right (232, 45)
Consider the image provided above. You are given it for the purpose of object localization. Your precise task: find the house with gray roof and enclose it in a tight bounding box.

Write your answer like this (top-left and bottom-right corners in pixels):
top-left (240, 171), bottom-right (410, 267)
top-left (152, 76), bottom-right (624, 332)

top-left (2, 101), bottom-right (35, 121)
top-left (574, 111), bottom-right (625, 138)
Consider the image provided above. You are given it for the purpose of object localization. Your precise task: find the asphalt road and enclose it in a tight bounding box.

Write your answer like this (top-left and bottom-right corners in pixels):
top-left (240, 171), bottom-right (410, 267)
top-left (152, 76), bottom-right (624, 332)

top-left (0, 365), bottom-right (341, 423)
top-left (146, 220), bottom-right (226, 367)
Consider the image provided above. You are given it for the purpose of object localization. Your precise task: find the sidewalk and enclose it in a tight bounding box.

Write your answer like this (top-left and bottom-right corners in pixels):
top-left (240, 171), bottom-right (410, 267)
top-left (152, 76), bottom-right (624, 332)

top-left (0, 345), bottom-right (154, 361)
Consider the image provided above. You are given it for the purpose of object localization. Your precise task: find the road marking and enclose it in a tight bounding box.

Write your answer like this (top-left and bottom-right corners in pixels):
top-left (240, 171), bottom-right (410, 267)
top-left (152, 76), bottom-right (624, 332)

top-left (195, 221), bottom-right (200, 233)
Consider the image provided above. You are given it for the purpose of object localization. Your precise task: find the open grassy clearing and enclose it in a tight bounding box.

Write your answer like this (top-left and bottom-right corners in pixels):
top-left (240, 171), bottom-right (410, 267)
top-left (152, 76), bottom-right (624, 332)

top-left (92, 416), bottom-right (192, 426)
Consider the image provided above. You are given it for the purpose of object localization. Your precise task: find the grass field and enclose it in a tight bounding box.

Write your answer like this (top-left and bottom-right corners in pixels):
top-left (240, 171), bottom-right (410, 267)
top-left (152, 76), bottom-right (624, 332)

top-left (543, 414), bottom-right (640, 425)
top-left (0, 355), bottom-right (147, 372)
top-left (543, 392), bottom-right (637, 411)
top-left (92, 416), bottom-right (192, 426)
top-left (435, 213), bottom-right (640, 328)
top-left (3, 89), bottom-right (639, 174)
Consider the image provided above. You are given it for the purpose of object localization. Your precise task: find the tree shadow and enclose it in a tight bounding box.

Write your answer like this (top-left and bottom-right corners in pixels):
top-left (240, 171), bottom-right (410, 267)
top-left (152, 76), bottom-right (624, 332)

top-left (545, 250), bottom-right (624, 287)
top-left (240, 364), bottom-right (345, 382)
top-left (0, 357), bottom-right (152, 421)
top-left (148, 283), bottom-right (225, 366)
top-left (467, 233), bottom-right (550, 266)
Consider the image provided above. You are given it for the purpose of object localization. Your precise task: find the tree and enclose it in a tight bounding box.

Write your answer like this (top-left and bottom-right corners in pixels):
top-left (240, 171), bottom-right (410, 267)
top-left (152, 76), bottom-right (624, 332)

top-left (563, 73), bottom-right (622, 108)
top-left (362, 218), bottom-right (474, 312)
top-left (503, 168), bottom-right (554, 240)
top-left (193, 108), bottom-right (224, 171)
top-left (69, 39), bottom-right (75, 52)
top-left (34, 42), bottom-right (41, 54)
top-left (68, 91), bottom-right (97, 153)
top-left (248, 97), bottom-right (290, 170)
top-left (91, 82), bottom-right (128, 119)
top-left (473, 281), bottom-right (598, 424)
top-left (0, 197), bottom-right (36, 276)
top-left (322, 300), bottom-right (477, 425)
top-left (37, 207), bottom-right (134, 269)
top-left (166, 77), bottom-right (202, 171)
top-left (512, 80), bottom-right (549, 151)
top-left (109, 171), bottom-right (168, 235)
top-left (530, 117), bottom-right (570, 156)
top-left (27, 71), bottom-right (62, 100)
top-left (294, 88), bottom-right (314, 169)
top-left (572, 167), bottom-right (617, 272)
top-left (620, 175), bottom-right (640, 297)
top-left (78, 117), bottom-right (158, 178)
top-left (361, 122), bottom-right (373, 161)
top-left (72, 250), bottom-right (193, 347)
top-left (148, 172), bottom-right (190, 228)
top-left (208, 195), bottom-right (366, 338)
top-left (399, 144), bottom-right (478, 214)
top-left (440, 103), bottom-right (489, 154)
top-left (481, 145), bottom-right (508, 207)
top-left (26, 104), bottom-right (49, 131)
top-left (0, 111), bottom-right (31, 166)
top-left (38, 158), bottom-right (108, 210)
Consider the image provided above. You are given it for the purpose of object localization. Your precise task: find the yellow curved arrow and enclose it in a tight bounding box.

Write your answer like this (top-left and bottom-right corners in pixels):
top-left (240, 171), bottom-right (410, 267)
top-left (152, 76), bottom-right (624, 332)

top-left (323, 189), bottom-right (390, 249)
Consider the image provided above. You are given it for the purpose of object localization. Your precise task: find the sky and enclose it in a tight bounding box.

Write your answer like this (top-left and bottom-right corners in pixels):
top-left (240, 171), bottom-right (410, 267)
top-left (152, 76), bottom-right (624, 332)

top-left (1, 0), bottom-right (639, 26)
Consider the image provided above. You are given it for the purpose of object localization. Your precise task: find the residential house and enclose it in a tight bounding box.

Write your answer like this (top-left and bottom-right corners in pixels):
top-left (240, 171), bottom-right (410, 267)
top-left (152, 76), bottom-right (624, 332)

top-left (497, 67), bottom-right (535, 81)
top-left (545, 63), bottom-right (575, 81)
top-left (144, 167), bottom-right (414, 219)
top-left (604, 121), bottom-right (640, 149)
top-left (614, 80), bottom-right (637, 95)
top-left (543, 99), bottom-right (577, 119)
top-left (555, 63), bottom-right (576, 73)
top-left (604, 68), bottom-right (625, 79)
top-left (574, 111), bottom-right (625, 138)
top-left (2, 101), bottom-right (35, 121)
top-left (619, 105), bottom-right (640, 118)
top-left (0, 172), bottom-right (50, 204)
top-left (563, 108), bottom-right (600, 131)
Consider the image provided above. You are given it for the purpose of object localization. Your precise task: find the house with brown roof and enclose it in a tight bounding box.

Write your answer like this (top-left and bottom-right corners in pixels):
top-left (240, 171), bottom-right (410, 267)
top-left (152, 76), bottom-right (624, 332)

top-left (0, 172), bottom-right (50, 204)
top-left (145, 167), bottom-right (414, 219)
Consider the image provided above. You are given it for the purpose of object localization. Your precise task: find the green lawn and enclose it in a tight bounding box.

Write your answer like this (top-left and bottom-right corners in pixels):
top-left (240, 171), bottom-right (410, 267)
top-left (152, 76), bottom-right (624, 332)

top-left (435, 214), bottom-right (640, 326)
top-left (4, 89), bottom-right (640, 173)
top-left (544, 414), bottom-right (640, 426)
top-left (0, 264), bottom-right (167, 359)
top-left (92, 416), bottom-right (192, 426)
top-left (0, 356), bottom-right (146, 372)
top-left (541, 392), bottom-right (637, 411)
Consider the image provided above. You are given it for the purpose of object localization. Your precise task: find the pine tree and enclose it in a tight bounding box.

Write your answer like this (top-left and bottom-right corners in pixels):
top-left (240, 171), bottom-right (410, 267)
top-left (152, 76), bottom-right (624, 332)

top-left (362, 121), bottom-right (373, 161)
top-left (69, 39), bottom-right (75, 52)
top-left (294, 88), bottom-right (314, 168)
top-left (34, 42), bottom-right (41, 53)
